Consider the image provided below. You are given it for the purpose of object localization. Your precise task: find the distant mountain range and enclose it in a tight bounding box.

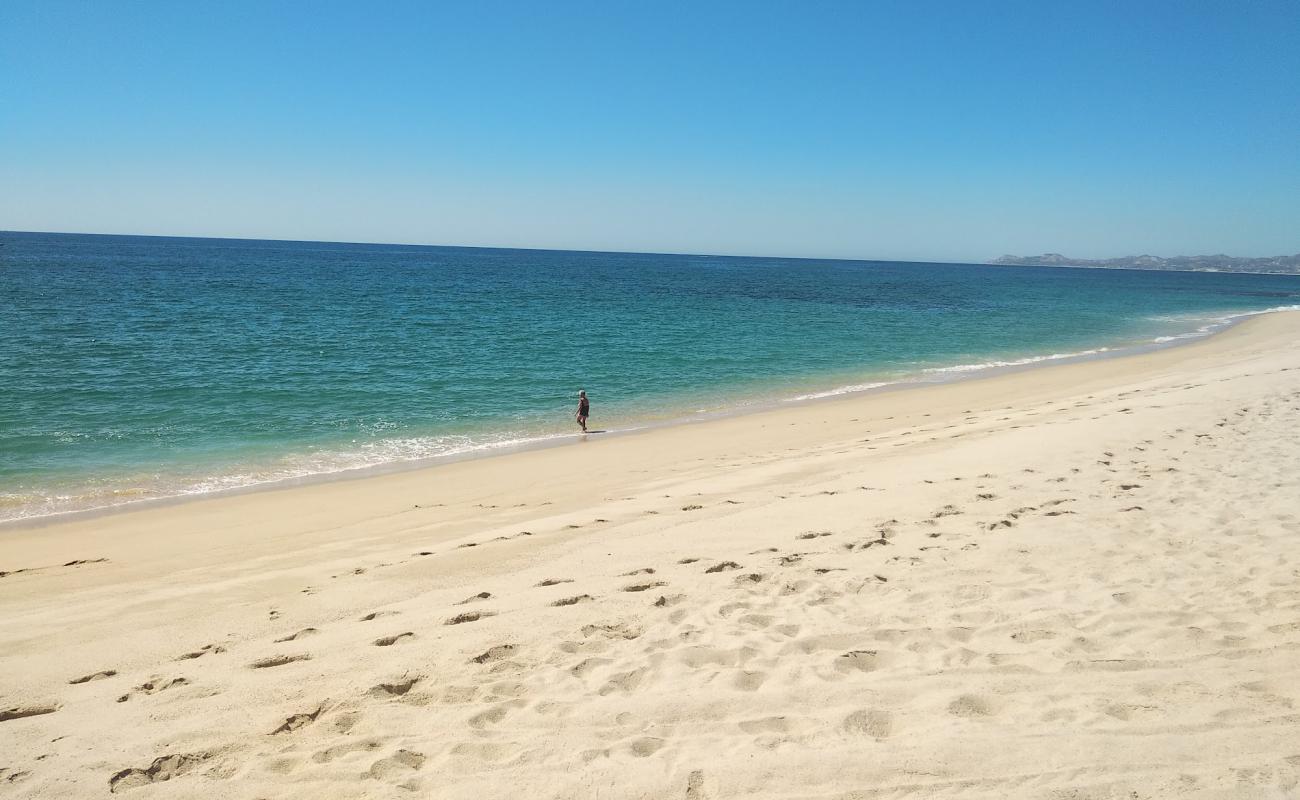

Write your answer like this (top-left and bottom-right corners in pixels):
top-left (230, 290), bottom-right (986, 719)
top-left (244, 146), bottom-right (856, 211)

top-left (989, 253), bottom-right (1300, 274)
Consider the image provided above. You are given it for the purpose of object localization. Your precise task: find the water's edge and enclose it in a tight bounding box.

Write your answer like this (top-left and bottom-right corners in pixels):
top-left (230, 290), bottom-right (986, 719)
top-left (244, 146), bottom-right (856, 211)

top-left (6, 305), bottom-right (1294, 531)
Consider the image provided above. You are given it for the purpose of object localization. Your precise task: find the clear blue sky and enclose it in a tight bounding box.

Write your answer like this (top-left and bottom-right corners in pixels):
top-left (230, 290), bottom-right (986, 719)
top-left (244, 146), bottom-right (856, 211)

top-left (2, 1), bottom-right (1297, 262)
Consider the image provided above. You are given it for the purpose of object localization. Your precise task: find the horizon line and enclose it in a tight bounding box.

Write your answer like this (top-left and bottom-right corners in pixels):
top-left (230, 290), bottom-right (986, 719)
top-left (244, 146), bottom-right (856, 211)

top-left (4, 228), bottom-right (1298, 276)
top-left (0, 227), bottom-right (1004, 267)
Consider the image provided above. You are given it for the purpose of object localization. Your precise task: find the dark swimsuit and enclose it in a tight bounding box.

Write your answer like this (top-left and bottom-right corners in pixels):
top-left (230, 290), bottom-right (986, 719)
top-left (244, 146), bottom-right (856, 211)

top-left (578, 400), bottom-right (589, 417)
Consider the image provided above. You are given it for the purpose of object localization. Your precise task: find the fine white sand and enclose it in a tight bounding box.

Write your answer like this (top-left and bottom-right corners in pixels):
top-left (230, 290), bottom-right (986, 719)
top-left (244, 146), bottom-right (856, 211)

top-left (2, 311), bottom-right (1299, 799)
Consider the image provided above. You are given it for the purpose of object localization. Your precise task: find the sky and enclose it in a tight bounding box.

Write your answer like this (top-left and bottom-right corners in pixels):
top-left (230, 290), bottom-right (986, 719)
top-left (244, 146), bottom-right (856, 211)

top-left (2, 1), bottom-right (1298, 262)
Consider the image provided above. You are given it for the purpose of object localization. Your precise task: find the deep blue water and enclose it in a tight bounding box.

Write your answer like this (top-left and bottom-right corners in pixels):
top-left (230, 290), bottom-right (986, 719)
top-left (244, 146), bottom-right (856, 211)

top-left (3, 231), bottom-right (1298, 522)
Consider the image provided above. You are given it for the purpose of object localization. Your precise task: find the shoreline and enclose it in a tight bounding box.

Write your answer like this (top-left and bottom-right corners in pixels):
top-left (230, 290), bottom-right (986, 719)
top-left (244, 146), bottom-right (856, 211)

top-left (5, 308), bottom-right (1294, 556)
top-left (4, 303), bottom-right (1294, 531)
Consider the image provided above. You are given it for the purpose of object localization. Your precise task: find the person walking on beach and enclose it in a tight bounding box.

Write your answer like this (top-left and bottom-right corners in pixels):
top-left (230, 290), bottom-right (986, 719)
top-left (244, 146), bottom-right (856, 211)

top-left (576, 390), bottom-right (590, 433)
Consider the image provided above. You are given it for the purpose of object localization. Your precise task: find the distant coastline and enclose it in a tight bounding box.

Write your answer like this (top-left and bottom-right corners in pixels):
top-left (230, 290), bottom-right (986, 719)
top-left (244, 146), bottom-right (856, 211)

top-left (990, 252), bottom-right (1300, 275)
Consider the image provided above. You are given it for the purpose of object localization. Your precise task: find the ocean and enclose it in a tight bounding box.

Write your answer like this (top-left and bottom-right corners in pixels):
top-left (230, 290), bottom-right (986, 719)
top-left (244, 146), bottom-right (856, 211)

top-left (3, 231), bottom-right (1298, 523)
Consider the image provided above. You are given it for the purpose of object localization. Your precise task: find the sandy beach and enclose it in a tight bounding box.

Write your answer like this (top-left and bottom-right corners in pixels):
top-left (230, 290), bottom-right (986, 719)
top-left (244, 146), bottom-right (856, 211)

top-left (3, 311), bottom-right (1299, 799)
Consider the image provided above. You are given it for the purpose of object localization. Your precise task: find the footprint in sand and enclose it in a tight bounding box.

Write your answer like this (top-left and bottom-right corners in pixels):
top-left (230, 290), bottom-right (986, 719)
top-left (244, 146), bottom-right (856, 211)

top-left (569, 656), bottom-right (613, 677)
top-left (63, 558), bottom-right (109, 568)
top-left (469, 702), bottom-right (523, 730)
top-left (455, 591), bottom-right (492, 605)
top-left (369, 675), bottom-right (422, 697)
top-left (948, 694), bottom-right (997, 717)
top-left (270, 704), bottom-right (325, 734)
top-left (598, 667), bottom-right (648, 695)
top-left (471, 644), bottom-right (517, 664)
top-left (705, 561), bottom-right (741, 573)
top-left (275, 628), bottom-right (318, 643)
top-left (69, 670), bottom-right (117, 684)
top-left (373, 632), bottom-right (414, 647)
top-left (553, 594), bottom-right (594, 607)
top-left (313, 739), bottom-right (387, 766)
top-left (628, 737), bottom-right (665, 757)
top-left (109, 754), bottom-right (209, 794)
top-left (845, 537), bottom-right (889, 552)
top-left (536, 578), bottom-right (573, 587)
top-left (117, 677), bottom-right (188, 703)
top-left (581, 622), bottom-right (642, 640)
top-left (177, 644), bottom-right (225, 661)
top-left (248, 654), bottom-right (311, 669)
top-left (685, 769), bottom-right (710, 799)
top-left (836, 650), bottom-right (883, 673)
top-left (733, 671), bottom-right (767, 691)
top-left (622, 581), bottom-right (667, 592)
top-left (449, 739), bottom-right (518, 762)
top-left (0, 768), bottom-right (31, 784)
top-left (446, 611), bottom-right (496, 625)
top-left (0, 705), bottom-right (59, 722)
top-left (842, 708), bottom-right (893, 738)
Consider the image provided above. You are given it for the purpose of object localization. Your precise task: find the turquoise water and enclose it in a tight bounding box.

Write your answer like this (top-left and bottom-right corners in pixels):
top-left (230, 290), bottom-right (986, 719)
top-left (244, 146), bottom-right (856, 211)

top-left (3, 231), bottom-right (1298, 522)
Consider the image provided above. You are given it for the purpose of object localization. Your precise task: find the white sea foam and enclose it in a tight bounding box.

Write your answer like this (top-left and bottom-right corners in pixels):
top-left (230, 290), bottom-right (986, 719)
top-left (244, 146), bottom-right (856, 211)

top-left (781, 304), bottom-right (1300, 408)
top-left (185, 430), bottom-right (580, 491)
top-left (920, 347), bottom-right (1113, 375)
top-left (0, 429), bottom-right (579, 524)
top-left (1146, 303), bottom-right (1300, 327)
top-left (1145, 304), bottom-right (1300, 344)
top-left (786, 382), bottom-right (892, 401)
